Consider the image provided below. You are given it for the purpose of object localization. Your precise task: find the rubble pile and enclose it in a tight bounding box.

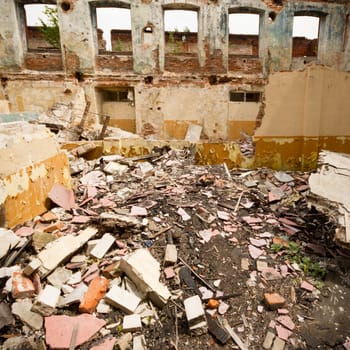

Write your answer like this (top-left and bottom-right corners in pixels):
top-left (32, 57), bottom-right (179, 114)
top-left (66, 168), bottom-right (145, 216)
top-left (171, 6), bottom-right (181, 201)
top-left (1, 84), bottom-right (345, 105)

top-left (1, 146), bottom-right (350, 350)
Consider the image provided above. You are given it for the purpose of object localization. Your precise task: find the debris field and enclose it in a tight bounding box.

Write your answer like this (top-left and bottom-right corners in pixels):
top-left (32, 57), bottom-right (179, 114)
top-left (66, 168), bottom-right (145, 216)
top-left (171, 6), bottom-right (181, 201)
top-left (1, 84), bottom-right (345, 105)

top-left (1, 146), bottom-right (350, 350)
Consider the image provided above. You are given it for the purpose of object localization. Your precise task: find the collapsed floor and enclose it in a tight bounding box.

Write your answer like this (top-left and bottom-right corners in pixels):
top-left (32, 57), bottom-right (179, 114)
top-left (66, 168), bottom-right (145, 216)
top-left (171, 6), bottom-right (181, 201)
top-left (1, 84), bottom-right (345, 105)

top-left (1, 146), bottom-right (350, 350)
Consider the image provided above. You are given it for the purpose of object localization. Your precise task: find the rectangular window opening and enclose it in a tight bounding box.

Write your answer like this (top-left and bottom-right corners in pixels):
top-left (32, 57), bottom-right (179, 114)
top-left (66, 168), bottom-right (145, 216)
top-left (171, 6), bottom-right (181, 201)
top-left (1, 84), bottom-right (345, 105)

top-left (96, 7), bottom-right (131, 53)
top-left (229, 13), bottom-right (260, 56)
top-left (230, 91), bottom-right (261, 102)
top-left (292, 16), bottom-right (319, 58)
top-left (24, 4), bottom-right (60, 51)
top-left (164, 10), bottom-right (198, 54)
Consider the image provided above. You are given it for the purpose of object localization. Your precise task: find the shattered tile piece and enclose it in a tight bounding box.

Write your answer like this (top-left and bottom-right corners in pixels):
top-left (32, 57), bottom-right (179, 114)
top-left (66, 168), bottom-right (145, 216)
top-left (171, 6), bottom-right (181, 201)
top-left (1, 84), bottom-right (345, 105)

top-left (218, 301), bottom-right (230, 315)
top-left (80, 170), bottom-right (106, 186)
top-left (164, 267), bottom-right (175, 279)
top-left (59, 283), bottom-right (88, 307)
top-left (48, 183), bottom-right (75, 210)
top-left (274, 171), bottom-right (294, 183)
top-left (275, 325), bottom-right (292, 341)
top-left (217, 210), bottom-right (230, 221)
top-left (268, 188), bottom-right (284, 202)
top-left (177, 207), bottom-right (191, 221)
top-left (301, 280), bottom-right (314, 292)
top-left (242, 216), bottom-right (262, 225)
top-left (248, 245), bottom-right (264, 260)
top-left (45, 314), bottom-right (106, 349)
top-left (79, 276), bottom-right (109, 314)
top-left (15, 226), bottom-right (34, 237)
top-left (130, 206), bottom-right (148, 216)
top-left (277, 315), bottom-right (295, 331)
top-left (250, 237), bottom-right (267, 247)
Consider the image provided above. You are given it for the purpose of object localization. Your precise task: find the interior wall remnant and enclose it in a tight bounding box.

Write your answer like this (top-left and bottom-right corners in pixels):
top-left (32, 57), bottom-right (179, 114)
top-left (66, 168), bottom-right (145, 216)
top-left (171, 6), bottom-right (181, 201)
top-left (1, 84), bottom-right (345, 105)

top-left (0, 0), bottom-right (350, 170)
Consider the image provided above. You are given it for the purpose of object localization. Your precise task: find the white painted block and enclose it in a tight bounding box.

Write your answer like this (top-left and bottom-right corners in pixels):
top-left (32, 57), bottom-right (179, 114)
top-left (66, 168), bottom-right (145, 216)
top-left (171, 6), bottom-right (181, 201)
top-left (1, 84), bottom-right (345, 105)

top-left (104, 285), bottom-right (141, 314)
top-left (90, 233), bottom-right (115, 259)
top-left (32, 285), bottom-right (60, 316)
top-left (164, 244), bottom-right (177, 266)
top-left (123, 314), bottom-right (142, 332)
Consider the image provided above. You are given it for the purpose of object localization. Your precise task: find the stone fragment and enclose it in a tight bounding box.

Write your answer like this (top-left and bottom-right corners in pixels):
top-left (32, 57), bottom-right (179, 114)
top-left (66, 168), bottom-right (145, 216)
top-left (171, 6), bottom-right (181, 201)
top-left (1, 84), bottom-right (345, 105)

top-left (184, 295), bottom-right (207, 335)
top-left (12, 272), bottom-right (35, 299)
top-left (2, 336), bottom-right (34, 350)
top-left (90, 337), bottom-right (117, 350)
top-left (177, 208), bottom-right (191, 221)
top-left (264, 293), bottom-right (286, 310)
top-left (45, 314), bottom-right (106, 349)
top-left (277, 315), bottom-right (295, 330)
top-left (37, 227), bottom-right (97, 275)
top-left (32, 231), bottom-right (56, 252)
top-left (0, 228), bottom-right (20, 259)
top-left (59, 283), bottom-right (88, 307)
top-left (23, 258), bottom-right (41, 276)
top-left (263, 330), bottom-right (275, 349)
top-left (164, 244), bottom-right (177, 266)
top-left (248, 245), bottom-right (264, 259)
top-left (218, 301), bottom-right (230, 315)
top-left (261, 267), bottom-right (282, 281)
top-left (0, 303), bottom-right (14, 330)
top-left (133, 335), bottom-right (147, 350)
top-left (32, 284), bottom-right (60, 316)
top-left (90, 233), bottom-right (115, 259)
top-left (120, 248), bottom-right (171, 307)
top-left (79, 276), bottom-right (109, 313)
top-left (122, 314), bottom-right (142, 332)
top-left (276, 325), bottom-right (292, 341)
top-left (256, 259), bottom-right (268, 272)
top-left (104, 285), bottom-right (141, 314)
top-left (47, 267), bottom-right (72, 287)
top-left (12, 299), bottom-right (43, 330)
top-left (274, 171), bottom-right (294, 183)
top-left (0, 265), bottom-right (20, 278)
top-left (48, 183), bottom-right (75, 210)
top-left (272, 336), bottom-right (285, 350)
top-left (117, 332), bottom-right (133, 350)
top-left (164, 267), bottom-right (175, 279)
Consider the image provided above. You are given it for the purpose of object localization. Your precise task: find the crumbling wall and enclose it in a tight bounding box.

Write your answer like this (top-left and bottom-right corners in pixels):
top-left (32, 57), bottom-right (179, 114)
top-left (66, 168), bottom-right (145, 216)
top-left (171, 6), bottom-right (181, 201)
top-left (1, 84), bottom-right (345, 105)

top-left (0, 0), bottom-right (349, 170)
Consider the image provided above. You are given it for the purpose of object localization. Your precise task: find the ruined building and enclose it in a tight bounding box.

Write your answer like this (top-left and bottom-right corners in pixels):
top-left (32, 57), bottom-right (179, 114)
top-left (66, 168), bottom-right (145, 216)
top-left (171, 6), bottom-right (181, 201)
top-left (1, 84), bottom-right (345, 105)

top-left (1, 0), bottom-right (350, 170)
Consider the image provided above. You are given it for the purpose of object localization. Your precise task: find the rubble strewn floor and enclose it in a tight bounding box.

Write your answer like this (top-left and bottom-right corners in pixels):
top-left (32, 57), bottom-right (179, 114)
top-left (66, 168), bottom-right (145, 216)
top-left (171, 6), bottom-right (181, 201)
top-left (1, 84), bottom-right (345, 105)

top-left (1, 147), bottom-right (350, 350)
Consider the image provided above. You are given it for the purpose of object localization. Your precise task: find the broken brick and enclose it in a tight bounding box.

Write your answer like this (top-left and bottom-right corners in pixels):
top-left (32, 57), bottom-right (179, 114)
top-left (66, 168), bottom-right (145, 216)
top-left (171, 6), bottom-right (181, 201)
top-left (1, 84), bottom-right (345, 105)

top-left (264, 293), bottom-right (286, 310)
top-left (12, 272), bottom-right (35, 299)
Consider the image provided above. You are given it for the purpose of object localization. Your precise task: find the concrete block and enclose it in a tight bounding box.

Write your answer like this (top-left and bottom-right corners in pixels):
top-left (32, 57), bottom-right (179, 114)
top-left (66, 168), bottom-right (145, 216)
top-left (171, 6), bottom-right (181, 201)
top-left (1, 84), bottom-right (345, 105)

top-left (23, 258), bottom-right (41, 276)
top-left (272, 337), bottom-right (285, 350)
top-left (38, 227), bottom-right (97, 276)
top-left (79, 276), bottom-right (109, 313)
top-left (263, 331), bottom-right (275, 349)
top-left (164, 244), bottom-right (177, 266)
top-left (12, 299), bottom-right (43, 330)
top-left (184, 295), bottom-right (207, 335)
top-left (0, 229), bottom-right (20, 259)
top-left (32, 284), bottom-right (60, 316)
top-left (122, 314), bottom-right (142, 332)
top-left (133, 335), bottom-right (147, 350)
top-left (120, 249), bottom-right (171, 307)
top-left (90, 233), bottom-right (115, 259)
top-left (104, 285), bottom-right (141, 314)
top-left (12, 272), bottom-right (35, 299)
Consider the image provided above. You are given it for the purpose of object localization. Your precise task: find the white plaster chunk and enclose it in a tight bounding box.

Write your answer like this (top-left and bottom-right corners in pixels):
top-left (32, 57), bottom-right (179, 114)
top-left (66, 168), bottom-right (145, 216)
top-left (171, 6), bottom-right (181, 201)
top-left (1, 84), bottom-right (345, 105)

top-left (184, 295), bottom-right (206, 328)
top-left (0, 265), bottom-right (20, 279)
top-left (104, 162), bottom-right (128, 175)
top-left (104, 285), bottom-right (141, 314)
top-left (38, 227), bottom-right (97, 275)
top-left (12, 299), bottom-right (43, 330)
top-left (32, 285), bottom-right (60, 316)
top-left (0, 229), bottom-right (20, 259)
top-left (122, 314), bottom-right (142, 332)
top-left (90, 233), bottom-right (115, 259)
top-left (96, 299), bottom-right (112, 314)
top-left (164, 244), bottom-right (178, 266)
top-left (133, 335), bottom-right (147, 350)
top-left (120, 249), bottom-right (171, 307)
top-left (185, 124), bottom-right (203, 141)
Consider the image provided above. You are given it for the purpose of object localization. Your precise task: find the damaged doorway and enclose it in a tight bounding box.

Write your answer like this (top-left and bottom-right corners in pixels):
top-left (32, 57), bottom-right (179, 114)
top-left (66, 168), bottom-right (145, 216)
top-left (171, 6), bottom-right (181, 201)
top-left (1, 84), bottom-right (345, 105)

top-left (96, 87), bottom-right (135, 133)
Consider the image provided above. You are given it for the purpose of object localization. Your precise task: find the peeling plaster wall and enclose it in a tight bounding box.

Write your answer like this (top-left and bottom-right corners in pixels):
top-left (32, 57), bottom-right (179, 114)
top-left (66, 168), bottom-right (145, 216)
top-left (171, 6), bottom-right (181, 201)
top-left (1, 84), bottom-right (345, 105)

top-left (0, 0), bottom-right (350, 170)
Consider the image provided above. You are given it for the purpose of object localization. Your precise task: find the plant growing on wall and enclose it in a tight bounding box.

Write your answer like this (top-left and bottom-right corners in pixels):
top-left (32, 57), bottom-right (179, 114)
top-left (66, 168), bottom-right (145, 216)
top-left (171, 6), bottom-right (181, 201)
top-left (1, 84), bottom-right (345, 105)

top-left (39, 6), bottom-right (60, 49)
top-left (114, 38), bottom-right (123, 52)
